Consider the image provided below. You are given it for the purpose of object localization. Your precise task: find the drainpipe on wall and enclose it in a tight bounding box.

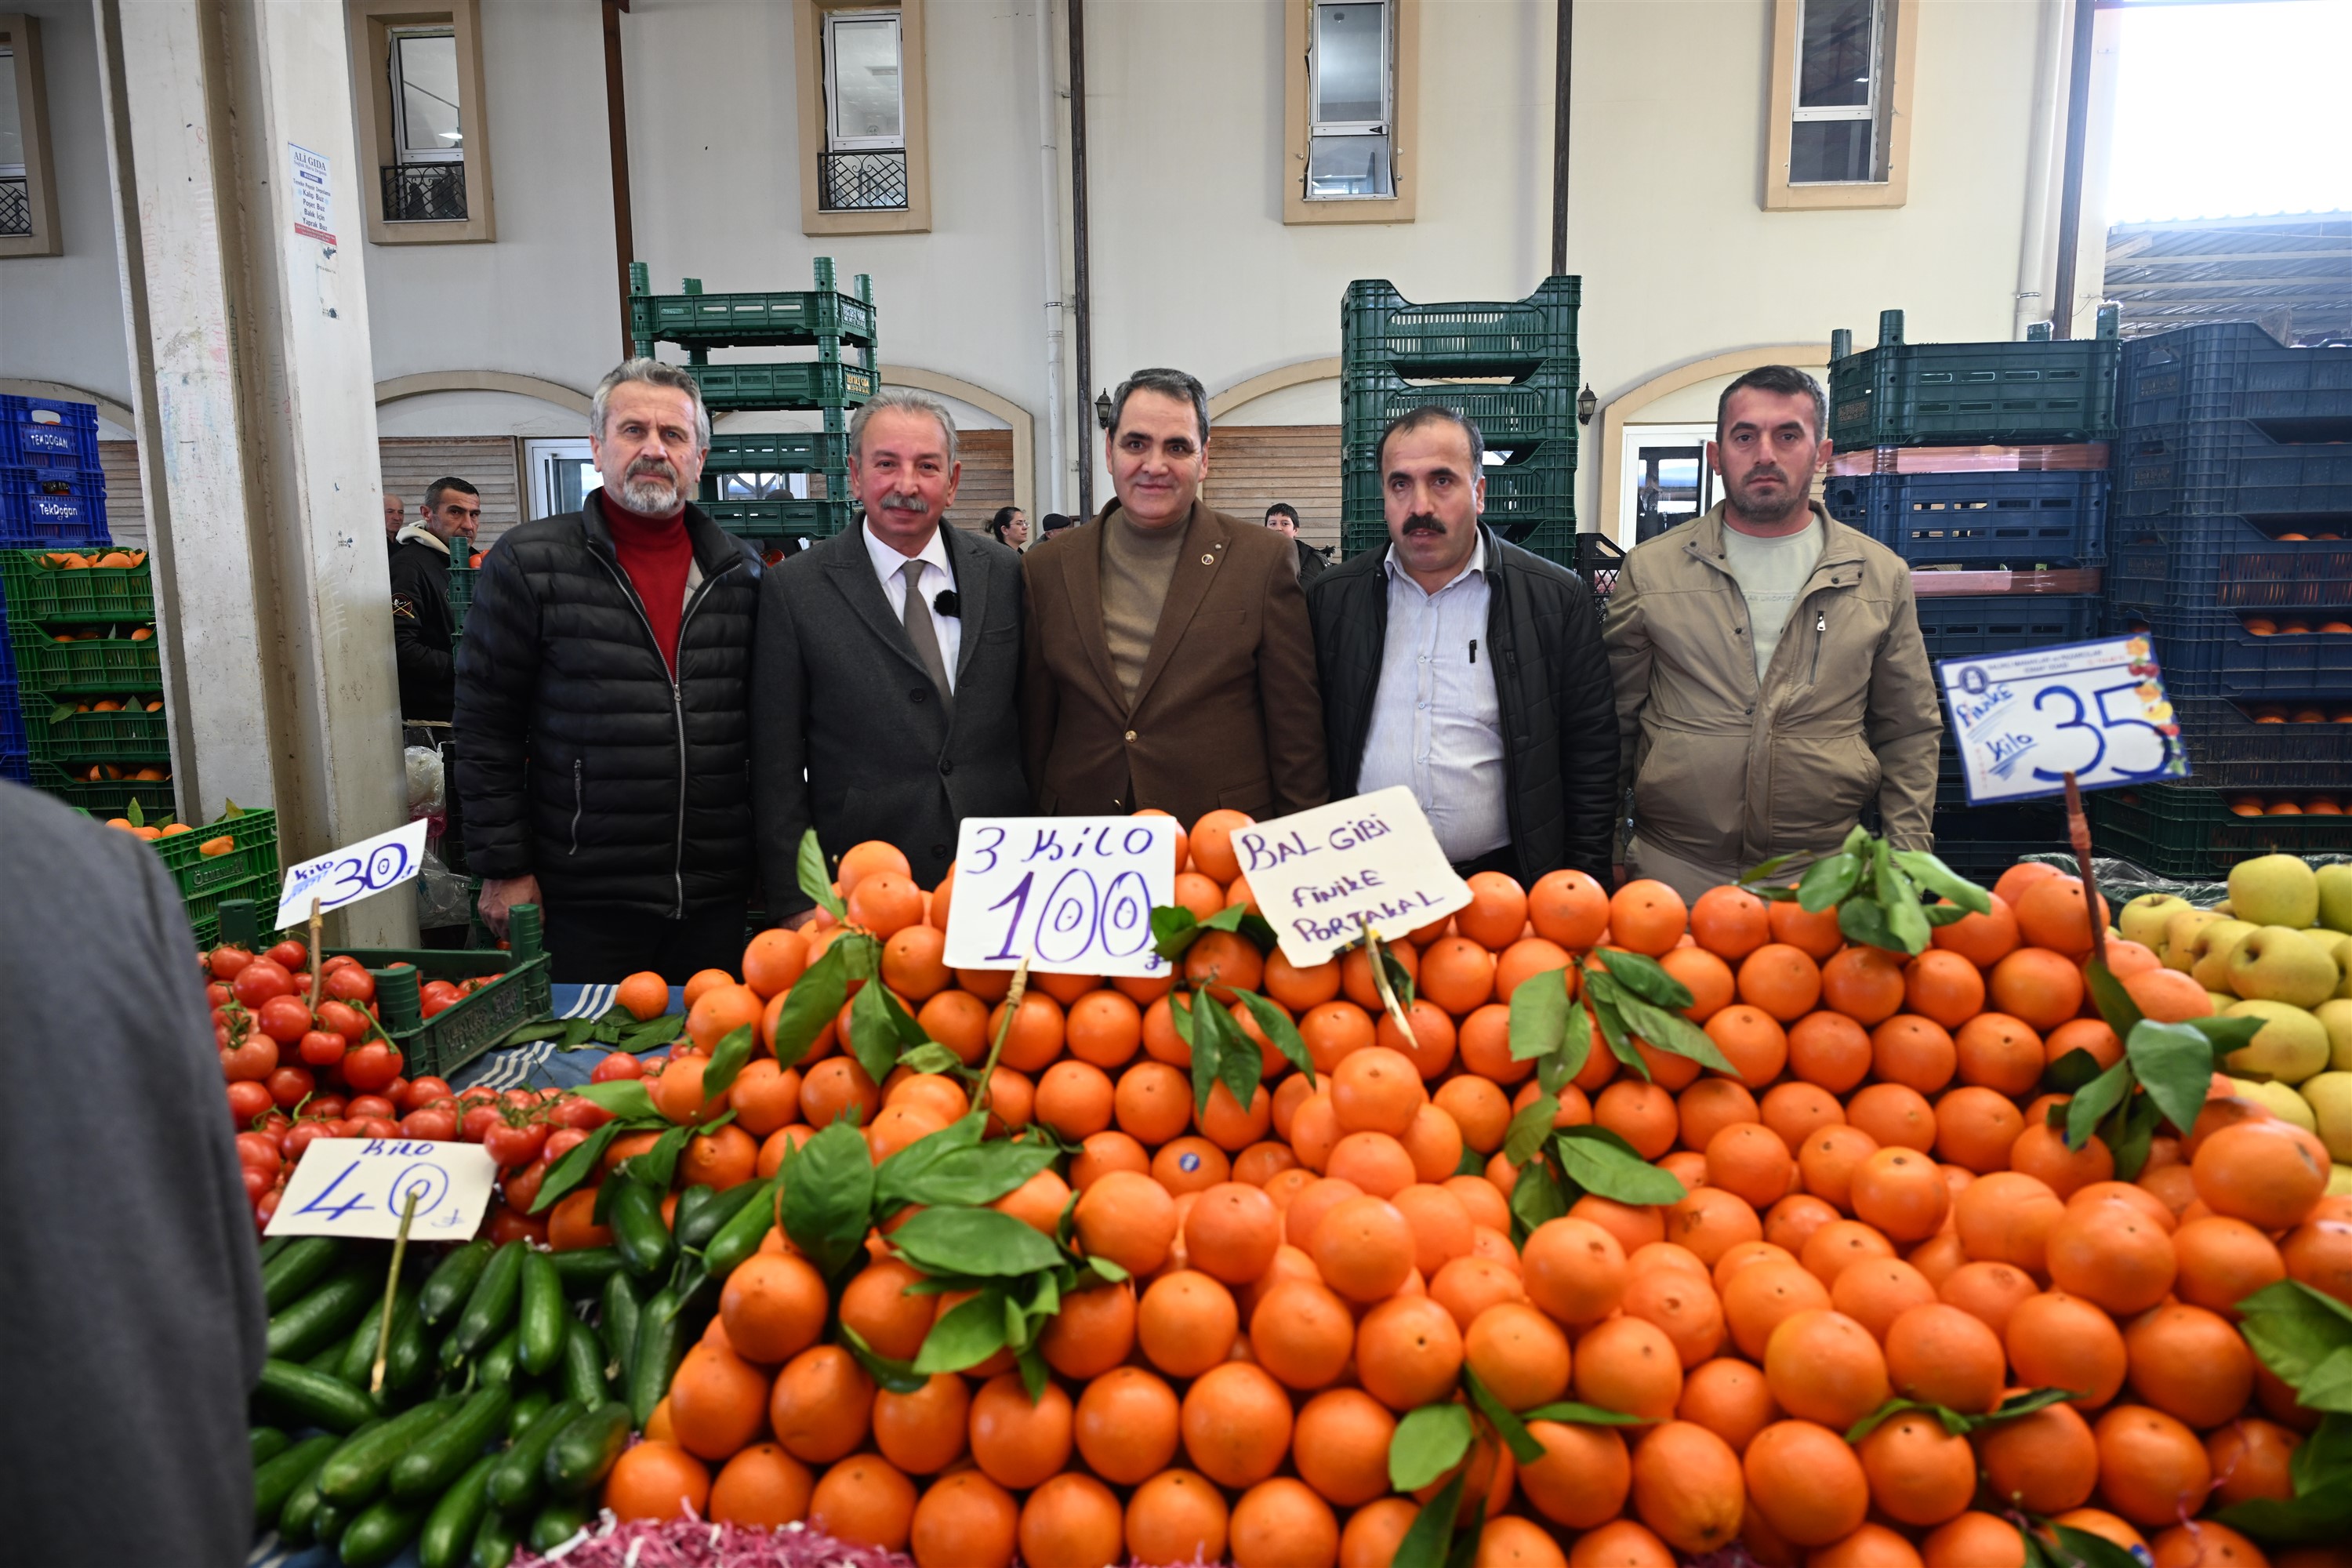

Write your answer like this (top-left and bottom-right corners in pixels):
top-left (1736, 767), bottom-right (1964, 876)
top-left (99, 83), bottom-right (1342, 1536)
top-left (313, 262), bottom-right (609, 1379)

top-left (603, 0), bottom-right (637, 359)
top-left (1067, 0), bottom-right (1094, 520)
top-left (1551, 0), bottom-right (1571, 278)
top-left (2049, 0), bottom-right (2097, 339)
top-left (2013, 0), bottom-right (2066, 339)
top-left (1034, 0), bottom-right (1068, 517)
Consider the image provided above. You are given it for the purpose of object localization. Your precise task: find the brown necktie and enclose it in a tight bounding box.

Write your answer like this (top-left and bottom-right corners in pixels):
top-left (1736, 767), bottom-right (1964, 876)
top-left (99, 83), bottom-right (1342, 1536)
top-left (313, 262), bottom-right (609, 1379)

top-left (899, 559), bottom-right (953, 719)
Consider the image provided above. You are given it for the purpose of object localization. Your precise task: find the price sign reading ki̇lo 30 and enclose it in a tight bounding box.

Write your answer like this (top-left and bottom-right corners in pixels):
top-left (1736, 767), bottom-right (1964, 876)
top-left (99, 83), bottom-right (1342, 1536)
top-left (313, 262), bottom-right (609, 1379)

top-left (1938, 632), bottom-right (2190, 806)
top-left (945, 815), bottom-right (1179, 976)
top-left (276, 817), bottom-right (431, 931)
top-left (1235, 787), bottom-right (1474, 969)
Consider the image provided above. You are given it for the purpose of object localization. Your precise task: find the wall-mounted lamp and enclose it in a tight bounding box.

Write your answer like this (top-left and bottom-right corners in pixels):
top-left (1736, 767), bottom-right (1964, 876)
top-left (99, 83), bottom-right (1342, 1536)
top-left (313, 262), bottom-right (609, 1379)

top-left (1577, 384), bottom-right (1598, 426)
top-left (1094, 389), bottom-right (1113, 430)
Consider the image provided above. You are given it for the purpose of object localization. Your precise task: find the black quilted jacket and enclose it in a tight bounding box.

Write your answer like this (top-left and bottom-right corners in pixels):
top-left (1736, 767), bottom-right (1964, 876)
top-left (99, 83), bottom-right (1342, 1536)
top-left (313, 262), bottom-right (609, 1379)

top-left (453, 494), bottom-right (762, 914)
top-left (1306, 524), bottom-right (1620, 884)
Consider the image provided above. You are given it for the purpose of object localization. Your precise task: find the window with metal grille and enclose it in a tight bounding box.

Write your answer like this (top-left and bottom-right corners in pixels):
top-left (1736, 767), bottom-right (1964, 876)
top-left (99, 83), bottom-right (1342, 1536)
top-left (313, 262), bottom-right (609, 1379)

top-left (1790, 0), bottom-right (1886, 184)
top-left (1306, 1), bottom-right (1395, 201)
top-left (0, 35), bottom-right (27, 238)
top-left (822, 9), bottom-right (907, 211)
top-left (383, 26), bottom-right (466, 221)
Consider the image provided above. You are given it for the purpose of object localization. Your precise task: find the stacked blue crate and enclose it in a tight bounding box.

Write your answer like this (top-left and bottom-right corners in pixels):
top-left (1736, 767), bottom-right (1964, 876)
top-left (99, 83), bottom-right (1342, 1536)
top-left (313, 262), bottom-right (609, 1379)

top-left (1, 396), bottom-right (111, 550)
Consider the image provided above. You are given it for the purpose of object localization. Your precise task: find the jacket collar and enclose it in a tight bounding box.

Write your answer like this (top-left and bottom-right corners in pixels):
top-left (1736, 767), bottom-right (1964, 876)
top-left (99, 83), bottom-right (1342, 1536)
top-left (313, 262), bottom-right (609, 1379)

top-left (1095, 497), bottom-right (1230, 713)
top-left (581, 488), bottom-right (740, 579)
top-left (1687, 499), bottom-right (1867, 590)
top-left (394, 521), bottom-right (452, 556)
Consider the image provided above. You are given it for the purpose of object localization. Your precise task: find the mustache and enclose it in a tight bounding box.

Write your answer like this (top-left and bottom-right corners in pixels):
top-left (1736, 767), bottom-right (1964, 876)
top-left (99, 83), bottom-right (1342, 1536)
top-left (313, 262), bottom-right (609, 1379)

top-left (878, 493), bottom-right (931, 514)
top-left (1401, 513), bottom-right (1446, 535)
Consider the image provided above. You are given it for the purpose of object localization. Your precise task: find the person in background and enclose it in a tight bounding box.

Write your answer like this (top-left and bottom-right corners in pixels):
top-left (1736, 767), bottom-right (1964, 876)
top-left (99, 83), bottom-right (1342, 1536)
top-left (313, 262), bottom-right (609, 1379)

top-left (988, 506), bottom-right (1030, 549)
top-left (388, 476), bottom-right (480, 723)
top-left (384, 490), bottom-right (405, 550)
top-left (1308, 408), bottom-right (1617, 884)
top-left (1264, 501), bottom-right (1328, 586)
top-left (1040, 511), bottom-right (1079, 541)
top-left (0, 782), bottom-right (266, 1568)
top-left (1021, 366), bottom-right (1327, 824)
top-left (753, 391), bottom-right (1029, 918)
top-left (456, 360), bottom-right (763, 983)
top-left (1603, 365), bottom-right (1940, 902)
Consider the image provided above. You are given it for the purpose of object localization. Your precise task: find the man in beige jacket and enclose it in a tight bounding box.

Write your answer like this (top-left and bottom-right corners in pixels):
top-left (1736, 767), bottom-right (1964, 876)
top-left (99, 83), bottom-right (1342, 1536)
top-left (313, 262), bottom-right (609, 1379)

top-left (1602, 366), bottom-right (1941, 902)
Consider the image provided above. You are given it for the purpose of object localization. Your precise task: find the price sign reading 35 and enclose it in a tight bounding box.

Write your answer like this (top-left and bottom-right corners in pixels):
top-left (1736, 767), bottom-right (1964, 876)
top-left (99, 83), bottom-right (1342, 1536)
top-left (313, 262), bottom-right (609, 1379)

top-left (943, 815), bottom-right (1178, 975)
top-left (1939, 633), bottom-right (2190, 806)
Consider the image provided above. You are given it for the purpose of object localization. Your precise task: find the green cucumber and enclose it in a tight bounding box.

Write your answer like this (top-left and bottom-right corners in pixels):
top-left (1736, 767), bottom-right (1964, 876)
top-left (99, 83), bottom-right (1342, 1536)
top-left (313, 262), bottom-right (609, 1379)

top-left (679, 1179), bottom-right (763, 1252)
top-left (390, 1383), bottom-right (513, 1501)
top-left (528, 1495), bottom-right (595, 1553)
top-left (251, 1425), bottom-right (292, 1466)
top-left (477, 1325), bottom-right (521, 1388)
top-left (543, 1402), bottom-right (632, 1499)
top-left (278, 1473), bottom-right (326, 1548)
top-left (384, 1287), bottom-right (435, 1393)
top-left (261, 1233), bottom-right (296, 1266)
top-left (315, 1396), bottom-right (460, 1506)
top-left (338, 1280), bottom-right (418, 1388)
top-left (338, 1491), bottom-right (429, 1567)
top-left (470, 1503), bottom-right (522, 1568)
top-left (268, 1265), bottom-right (380, 1361)
top-left (671, 1184), bottom-right (717, 1245)
top-left (701, 1178), bottom-right (775, 1280)
top-left (453, 1240), bottom-right (527, 1356)
top-left (608, 1179), bottom-right (671, 1278)
top-left (307, 1338), bottom-right (351, 1373)
top-left (262, 1236), bottom-right (345, 1312)
top-left (486, 1398), bottom-right (582, 1513)
top-left (517, 1249), bottom-right (565, 1376)
top-left (313, 1495), bottom-right (352, 1549)
top-left (421, 1237), bottom-right (495, 1324)
top-left (252, 1432), bottom-right (339, 1529)
top-left (628, 1288), bottom-right (685, 1426)
top-left (418, 1451), bottom-right (499, 1568)
top-left (548, 1246), bottom-right (624, 1297)
top-left (601, 1271), bottom-right (641, 1383)
top-left (254, 1358), bottom-right (377, 1433)
top-left (561, 1318), bottom-right (608, 1410)
top-left (506, 1387), bottom-right (553, 1442)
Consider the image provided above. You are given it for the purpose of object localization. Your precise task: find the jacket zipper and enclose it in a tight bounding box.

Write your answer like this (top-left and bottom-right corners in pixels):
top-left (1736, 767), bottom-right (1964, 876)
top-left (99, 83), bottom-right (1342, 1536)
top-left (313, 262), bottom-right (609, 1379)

top-left (588, 549), bottom-right (741, 917)
top-left (1811, 608), bottom-right (1828, 684)
top-left (568, 759), bottom-right (584, 855)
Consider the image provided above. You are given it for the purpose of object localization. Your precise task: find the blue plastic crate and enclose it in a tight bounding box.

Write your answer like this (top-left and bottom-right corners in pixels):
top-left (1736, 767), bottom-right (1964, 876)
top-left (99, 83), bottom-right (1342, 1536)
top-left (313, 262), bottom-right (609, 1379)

top-left (2114, 418), bottom-right (2352, 520)
top-left (0, 675), bottom-right (21, 754)
top-left (2169, 697), bottom-right (2352, 789)
top-left (0, 750), bottom-right (27, 785)
top-left (1912, 594), bottom-right (2107, 660)
top-left (0, 467), bottom-right (108, 548)
top-left (2120, 324), bottom-right (2352, 430)
top-left (2111, 515), bottom-right (2352, 613)
top-left (2112, 604), bottom-right (2352, 702)
top-left (1822, 468), bottom-right (2107, 568)
top-left (0, 395), bottom-right (103, 472)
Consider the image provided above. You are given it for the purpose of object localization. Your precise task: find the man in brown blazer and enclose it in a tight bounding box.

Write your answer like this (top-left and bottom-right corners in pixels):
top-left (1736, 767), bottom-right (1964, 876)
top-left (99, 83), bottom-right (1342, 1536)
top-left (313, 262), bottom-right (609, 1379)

top-left (1020, 367), bottom-right (1329, 824)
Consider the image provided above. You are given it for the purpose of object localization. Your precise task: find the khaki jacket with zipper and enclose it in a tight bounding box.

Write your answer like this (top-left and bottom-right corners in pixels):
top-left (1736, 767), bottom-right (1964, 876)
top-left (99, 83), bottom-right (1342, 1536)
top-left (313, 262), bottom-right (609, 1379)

top-left (1602, 499), bottom-right (1941, 873)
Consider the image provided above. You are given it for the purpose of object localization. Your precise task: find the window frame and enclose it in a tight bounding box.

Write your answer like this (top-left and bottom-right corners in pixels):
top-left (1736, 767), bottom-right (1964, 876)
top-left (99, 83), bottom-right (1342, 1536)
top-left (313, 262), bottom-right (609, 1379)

top-left (346, 0), bottom-right (495, 245)
top-left (0, 13), bottom-right (60, 260)
top-left (1285, 0), bottom-right (1419, 225)
top-left (1763, 0), bottom-right (1918, 211)
top-left (822, 9), bottom-right (906, 154)
top-left (387, 25), bottom-right (465, 167)
top-left (796, 0), bottom-right (932, 236)
top-left (1305, 1), bottom-right (1394, 201)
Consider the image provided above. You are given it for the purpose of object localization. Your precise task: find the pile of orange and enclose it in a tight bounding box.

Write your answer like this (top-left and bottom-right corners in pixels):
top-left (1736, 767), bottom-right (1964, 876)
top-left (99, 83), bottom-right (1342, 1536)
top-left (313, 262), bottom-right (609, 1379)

top-left (580, 818), bottom-right (2352, 1568)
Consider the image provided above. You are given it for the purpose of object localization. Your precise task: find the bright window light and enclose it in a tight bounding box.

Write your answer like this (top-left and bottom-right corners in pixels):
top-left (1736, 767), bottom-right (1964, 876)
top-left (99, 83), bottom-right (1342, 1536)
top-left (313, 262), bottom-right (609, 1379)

top-left (2104, 0), bottom-right (2352, 222)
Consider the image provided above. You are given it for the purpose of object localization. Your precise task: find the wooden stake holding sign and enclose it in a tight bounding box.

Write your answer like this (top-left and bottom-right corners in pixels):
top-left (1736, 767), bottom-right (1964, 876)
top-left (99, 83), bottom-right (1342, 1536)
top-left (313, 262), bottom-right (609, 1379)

top-left (2063, 771), bottom-right (2108, 973)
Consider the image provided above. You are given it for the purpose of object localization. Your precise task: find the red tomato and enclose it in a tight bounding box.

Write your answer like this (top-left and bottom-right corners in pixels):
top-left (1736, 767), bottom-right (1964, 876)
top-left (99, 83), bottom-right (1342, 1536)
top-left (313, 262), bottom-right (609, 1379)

top-left (267, 940), bottom-right (309, 971)
top-left (551, 1095), bottom-right (613, 1131)
top-left (257, 1111), bottom-right (292, 1141)
top-left (241, 1167), bottom-right (271, 1202)
top-left (544, 1127), bottom-right (589, 1163)
top-left (401, 1076), bottom-right (453, 1112)
top-left (214, 1022), bottom-right (234, 1051)
top-left (298, 1031), bottom-right (347, 1069)
top-left (315, 1000), bottom-right (370, 1043)
top-left (485, 1205), bottom-right (549, 1247)
top-left (256, 995), bottom-right (314, 1045)
top-left (230, 958), bottom-right (296, 1009)
top-left (419, 980), bottom-right (463, 1020)
top-left (589, 1052), bottom-right (644, 1083)
top-left (343, 1094), bottom-right (397, 1122)
top-left (234, 1132), bottom-right (284, 1173)
top-left (208, 946), bottom-right (255, 979)
top-left (205, 981), bottom-right (234, 1009)
top-left (501, 1156), bottom-right (550, 1213)
top-left (327, 1118), bottom-right (362, 1138)
top-left (382, 1076), bottom-right (409, 1108)
top-left (226, 1080), bottom-right (275, 1124)
top-left (401, 1104), bottom-right (459, 1141)
top-left (482, 1120), bottom-right (550, 1167)
top-left (324, 965), bottom-right (376, 1004)
top-left (254, 1187), bottom-right (284, 1226)
top-left (353, 1116), bottom-right (400, 1139)
top-left (320, 953), bottom-right (361, 974)
top-left (266, 1065), bottom-right (316, 1109)
top-left (461, 1105), bottom-right (504, 1144)
top-left (221, 1035), bottom-right (279, 1083)
top-left (307, 1094), bottom-right (347, 1122)
top-left (284, 1121), bottom-right (336, 1161)
top-left (499, 1089), bottom-right (541, 1112)
top-left (341, 1042), bottom-right (404, 1093)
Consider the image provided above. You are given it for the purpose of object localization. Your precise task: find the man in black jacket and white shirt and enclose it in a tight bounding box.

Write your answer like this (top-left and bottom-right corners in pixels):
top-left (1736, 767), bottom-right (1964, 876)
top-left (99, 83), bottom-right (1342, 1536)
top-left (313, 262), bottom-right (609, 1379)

top-left (455, 361), bottom-right (762, 982)
top-left (388, 476), bottom-right (478, 722)
top-left (1306, 408), bottom-right (1618, 886)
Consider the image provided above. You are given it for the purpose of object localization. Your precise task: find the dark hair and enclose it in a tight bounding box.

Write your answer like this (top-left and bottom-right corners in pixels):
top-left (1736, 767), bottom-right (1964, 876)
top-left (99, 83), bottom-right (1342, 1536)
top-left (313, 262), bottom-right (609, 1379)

top-left (1040, 513), bottom-right (1077, 535)
top-left (1109, 368), bottom-right (1210, 445)
top-left (1374, 407), bottom-right (1486, 478)
top-left (425, 476), bottom-right (480, 511)
top-left (1264, 503), bottom-right (1300, 524)
top-left (1715, 365), bottom-right (1828, 444)
top-left (987, 506), bottom-right (1024, 543)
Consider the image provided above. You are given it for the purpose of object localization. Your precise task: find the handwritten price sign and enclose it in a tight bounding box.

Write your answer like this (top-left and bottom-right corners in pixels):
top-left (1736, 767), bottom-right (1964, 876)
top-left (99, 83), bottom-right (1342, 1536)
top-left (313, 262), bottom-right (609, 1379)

top-left (1939, 633), bottom-right (2190, 805)
top-left (276, 818), bottom-right (430, 931)
top-left (944, 816), bottom-right (1177, 975)
top-left (264, 1138), bottom-right (497, 1240)
top-left (1233, 787), bottom-right (1472, 968)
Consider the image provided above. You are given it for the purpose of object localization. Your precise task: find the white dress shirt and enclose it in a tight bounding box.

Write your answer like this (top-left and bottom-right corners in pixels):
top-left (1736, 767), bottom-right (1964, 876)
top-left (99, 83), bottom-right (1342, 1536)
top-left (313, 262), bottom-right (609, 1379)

top-left (862, 520), bottom-right (961, 692)
top-left (1358, 535), bottom-right (1509, 863)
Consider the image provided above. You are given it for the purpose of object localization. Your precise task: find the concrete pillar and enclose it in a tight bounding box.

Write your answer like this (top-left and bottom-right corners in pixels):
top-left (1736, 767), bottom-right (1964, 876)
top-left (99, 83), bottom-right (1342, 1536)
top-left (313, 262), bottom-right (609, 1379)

top-left (93, 0), bottom-right (413, 944)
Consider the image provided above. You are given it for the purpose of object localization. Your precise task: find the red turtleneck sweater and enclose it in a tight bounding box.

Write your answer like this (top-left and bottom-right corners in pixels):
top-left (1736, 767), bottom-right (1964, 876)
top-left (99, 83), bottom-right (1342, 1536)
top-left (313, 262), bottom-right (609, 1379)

top-left (599, 490), bottom-right (694, 675)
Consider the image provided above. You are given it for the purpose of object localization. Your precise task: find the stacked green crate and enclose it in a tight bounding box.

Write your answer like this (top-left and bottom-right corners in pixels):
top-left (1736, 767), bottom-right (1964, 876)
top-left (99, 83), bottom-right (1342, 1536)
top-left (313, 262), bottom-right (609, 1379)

top-left (628, 257), bottom-right (878, 546)
top-left (0, 548), bottom-right (175, 818)
top-left (1339, 278), bottom-right (1579, 567)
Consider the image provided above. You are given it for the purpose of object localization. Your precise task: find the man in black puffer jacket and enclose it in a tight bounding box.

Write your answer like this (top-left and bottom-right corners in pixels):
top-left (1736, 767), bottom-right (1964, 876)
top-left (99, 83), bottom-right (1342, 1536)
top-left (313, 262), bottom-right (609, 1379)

top-left (455, 361), bottom-right (762, 983)
top-left (1308, 408), bottom-right (1619, 888)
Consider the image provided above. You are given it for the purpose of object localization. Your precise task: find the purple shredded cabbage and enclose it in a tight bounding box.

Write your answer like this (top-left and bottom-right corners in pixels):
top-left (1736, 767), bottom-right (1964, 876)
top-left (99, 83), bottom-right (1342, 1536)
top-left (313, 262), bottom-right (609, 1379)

top-left (510, 1512), bottom-right (916, 1568)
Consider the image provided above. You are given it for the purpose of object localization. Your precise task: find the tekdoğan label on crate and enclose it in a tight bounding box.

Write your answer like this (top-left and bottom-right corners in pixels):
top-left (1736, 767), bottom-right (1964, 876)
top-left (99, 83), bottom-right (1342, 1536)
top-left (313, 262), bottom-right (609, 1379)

top-left (944, 815), bottom-right (1179, 976)
top-left (1939, 632), bottom-right (2190, 806)
top-left (1237, 787), bottom-right (1474, 969)
top-left (265, 1138), bottom-right (498, 1240)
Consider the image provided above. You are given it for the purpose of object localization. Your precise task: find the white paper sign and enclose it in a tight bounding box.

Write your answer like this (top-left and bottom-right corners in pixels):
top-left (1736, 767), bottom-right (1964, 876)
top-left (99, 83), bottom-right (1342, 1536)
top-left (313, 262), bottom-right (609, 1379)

top-left (944, 816), bottom-right (1178, 975)
top-left (1939, 633), bottom-right (2189, 805)
top-left (289, 143), bottom-right (336, 243)
top-left (266, 1138), bottom-right (497, 1240)
top-left (1233, 787), bottom-right (1473, 968)
top-left (277, 818), bottom-right (431, 931)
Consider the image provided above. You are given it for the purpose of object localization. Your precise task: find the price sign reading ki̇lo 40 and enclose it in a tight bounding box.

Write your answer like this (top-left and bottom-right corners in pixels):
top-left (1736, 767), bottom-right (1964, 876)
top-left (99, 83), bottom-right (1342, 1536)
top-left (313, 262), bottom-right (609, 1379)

top-left (265, 1138), bottom-right (498, 1241)
top-left (1236, 787), bottom-right (1474, 969)
top-left (1939, 632), bottom-right (2190, 806)
top-left (944, 815), bottom-right (1178, 976)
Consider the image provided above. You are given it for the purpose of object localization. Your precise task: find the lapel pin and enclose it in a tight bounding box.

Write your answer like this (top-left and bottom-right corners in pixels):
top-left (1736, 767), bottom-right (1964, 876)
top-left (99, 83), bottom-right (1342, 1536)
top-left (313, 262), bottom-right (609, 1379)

top-left (1200, 554), bottom-right (1214, 565)
top-left (934, 590), bottom-right (961, 617)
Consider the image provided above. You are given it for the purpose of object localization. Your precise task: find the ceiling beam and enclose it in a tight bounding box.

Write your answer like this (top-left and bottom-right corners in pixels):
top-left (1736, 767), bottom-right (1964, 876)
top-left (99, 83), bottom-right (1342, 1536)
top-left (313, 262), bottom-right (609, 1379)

top-left (2105, 276), bottom-right (2352, 290)
top-left (2108, 249), bottom-right (2352, 267)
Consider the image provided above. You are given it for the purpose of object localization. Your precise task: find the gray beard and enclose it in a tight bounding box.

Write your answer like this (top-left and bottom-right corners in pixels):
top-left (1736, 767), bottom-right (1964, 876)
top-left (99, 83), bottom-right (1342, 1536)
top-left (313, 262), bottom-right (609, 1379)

top-left (618, 473), bottom-right (682, 514)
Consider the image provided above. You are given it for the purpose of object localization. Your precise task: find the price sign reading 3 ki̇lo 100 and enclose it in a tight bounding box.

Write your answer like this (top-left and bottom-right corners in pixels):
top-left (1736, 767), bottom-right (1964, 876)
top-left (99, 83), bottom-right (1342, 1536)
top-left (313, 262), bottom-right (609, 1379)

top-left (945, 816), bottom-right (1179, 976)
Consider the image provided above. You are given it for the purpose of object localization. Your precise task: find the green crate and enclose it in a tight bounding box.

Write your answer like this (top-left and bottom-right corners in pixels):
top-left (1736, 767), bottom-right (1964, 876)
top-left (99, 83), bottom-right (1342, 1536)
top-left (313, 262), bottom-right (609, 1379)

top-left (1342, 276), bottom-right (1580, 379)
top-left (185, 871), bottom-right (270, 950)
top-left (630, 289), bottom-right (877, 353)
top-left (2089, 782), bottom-right (2352, 880)
top-left (0, 550), bottom-right (154, 624)
top-left (447, 563), bottom-right (475, 637)
top-left (332, 904), bottom-right (554, 1080)
top-left (684, 361), bottom-right (876, 414)
top-left (1828, 307), bottom-right (2121, 448)
top-left (702, 431), bottom-right (846, 474)
top-left (29, 758), bottom-right (174, 818)
top-left (702, 496), bottom-right (854, 538)
top-left (23, 701), bottom-right (170, 767)
top-left (8, 627), bottom-right (162, 695)
top-left (153, 804), bottom-right (279, 899)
